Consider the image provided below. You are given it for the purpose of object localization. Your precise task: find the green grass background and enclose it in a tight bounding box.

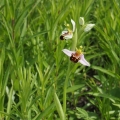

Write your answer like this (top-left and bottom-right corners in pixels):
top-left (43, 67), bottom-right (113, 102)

top-left (0, 0), bottom-right (120, 119)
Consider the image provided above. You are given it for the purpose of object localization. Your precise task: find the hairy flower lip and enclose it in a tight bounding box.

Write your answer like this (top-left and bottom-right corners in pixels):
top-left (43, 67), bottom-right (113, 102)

top-left (62, 49), bottom-right (90, 66)
top-left (60, 19), bottom-right (75, 40)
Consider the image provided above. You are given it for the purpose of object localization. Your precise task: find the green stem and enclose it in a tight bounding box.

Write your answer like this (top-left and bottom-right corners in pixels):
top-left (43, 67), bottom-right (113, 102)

top-left (63, 29), bottom-right (77, 114)
top-left (63, 62), bottom-right (70, 113)
top-left (71, 29), bottom-right (78, 51)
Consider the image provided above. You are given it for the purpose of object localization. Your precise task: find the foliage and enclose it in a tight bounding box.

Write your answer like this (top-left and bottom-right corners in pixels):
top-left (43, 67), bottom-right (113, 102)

top-left (0, 0), bottom-right (120, 120)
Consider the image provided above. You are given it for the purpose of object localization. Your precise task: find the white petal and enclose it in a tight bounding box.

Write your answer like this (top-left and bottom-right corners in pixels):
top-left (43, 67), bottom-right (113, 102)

top-left (61, 30), bottom-right (68, 35)
top-left (78, 54), bottom-right (90, 66)
top-left (71, 19), bottom-right (75, 32)
top-left (62, 49), bottom-right (75, 57)
top-left (64, 34), bottom-right (73, 40)
top-left (84, 24), bottom-right (95, 32)
top-left (79, 17), bottom-right (84, 25)
top-left (60, 30), bottom-right (73, 40)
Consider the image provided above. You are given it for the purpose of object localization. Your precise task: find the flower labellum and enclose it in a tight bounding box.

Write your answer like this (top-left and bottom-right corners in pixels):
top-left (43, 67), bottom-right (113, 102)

top-left (62, 47), bottom-right (90, 66)
top-left (60, 19), bottom-right (75, 40)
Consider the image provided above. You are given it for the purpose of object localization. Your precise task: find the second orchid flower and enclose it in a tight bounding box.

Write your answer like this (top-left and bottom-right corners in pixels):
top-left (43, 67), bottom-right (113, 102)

top-left (60, 19), bottom-right (75, 40)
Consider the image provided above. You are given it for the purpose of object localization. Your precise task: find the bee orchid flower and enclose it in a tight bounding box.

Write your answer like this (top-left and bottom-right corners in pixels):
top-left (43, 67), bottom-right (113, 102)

top-left (62, 47), bottom-right (90, 66)
top-left (60, 19), bottom-right (75, 40)
top-left (79, 17), bottom-right (95, 32)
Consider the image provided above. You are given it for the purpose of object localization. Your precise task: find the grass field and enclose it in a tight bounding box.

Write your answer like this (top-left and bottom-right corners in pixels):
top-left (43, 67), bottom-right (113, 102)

top-left (0, 0), bottom-right (120, 119)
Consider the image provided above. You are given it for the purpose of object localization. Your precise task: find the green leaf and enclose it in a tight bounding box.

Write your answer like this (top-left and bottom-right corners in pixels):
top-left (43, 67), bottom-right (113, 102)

top-left (34, 103), bottom-right (55, 120)
top-left (67, 84), bottom-right (85, 93)
top-left (54, 92), bottom-right (65, 120)
top-left (87, 92), bottom-right (120, 102)
top-left (91, 66), bottom-right (120, 79)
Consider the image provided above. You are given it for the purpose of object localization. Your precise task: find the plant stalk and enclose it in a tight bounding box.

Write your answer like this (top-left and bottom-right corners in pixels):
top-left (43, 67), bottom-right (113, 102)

top-left (63, 29), bottom-right (77, 115)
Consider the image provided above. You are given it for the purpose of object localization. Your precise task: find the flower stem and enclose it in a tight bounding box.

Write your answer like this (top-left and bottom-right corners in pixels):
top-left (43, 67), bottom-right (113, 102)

top-left (71, 28), bottom-right (77, 51)
top-left (63, 29), bottom-right (77, 115)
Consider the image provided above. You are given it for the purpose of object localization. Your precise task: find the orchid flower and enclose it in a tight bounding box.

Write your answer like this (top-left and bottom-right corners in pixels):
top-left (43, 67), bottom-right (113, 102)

top-left (79, 17), bottom-right (95, 32)
top-left (60, 19), bottom-right (75, 40)
top-left (62, 47), bottom-right (90, 66)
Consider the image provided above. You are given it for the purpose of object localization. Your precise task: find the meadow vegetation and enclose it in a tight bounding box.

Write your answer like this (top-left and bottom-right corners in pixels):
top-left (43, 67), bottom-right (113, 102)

top-left (0, 0), bottom-right (120, 119)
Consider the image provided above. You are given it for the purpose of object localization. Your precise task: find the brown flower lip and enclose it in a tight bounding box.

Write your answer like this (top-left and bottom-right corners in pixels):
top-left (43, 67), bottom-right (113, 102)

top-left (60, 35), bottom-right (65, 40)
top-left (70, 53), bottom-right (81, 63)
